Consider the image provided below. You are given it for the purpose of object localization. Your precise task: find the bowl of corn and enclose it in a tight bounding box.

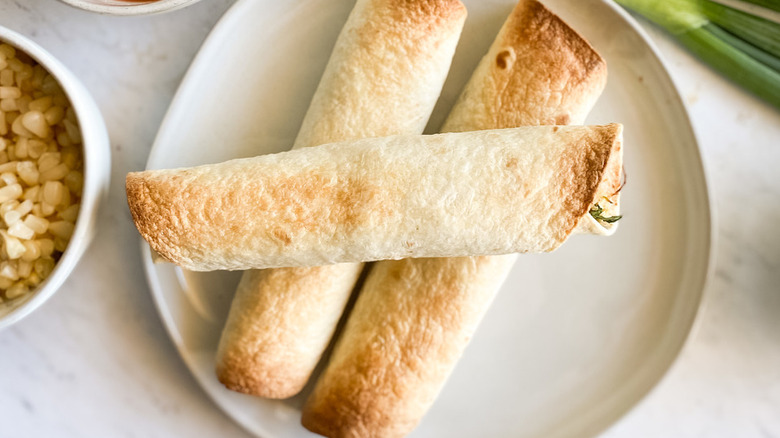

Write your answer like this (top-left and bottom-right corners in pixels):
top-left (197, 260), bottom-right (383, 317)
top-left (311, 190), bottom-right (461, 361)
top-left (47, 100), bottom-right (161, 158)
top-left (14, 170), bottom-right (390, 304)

top-left (0, 26), bottom-right (110, 330)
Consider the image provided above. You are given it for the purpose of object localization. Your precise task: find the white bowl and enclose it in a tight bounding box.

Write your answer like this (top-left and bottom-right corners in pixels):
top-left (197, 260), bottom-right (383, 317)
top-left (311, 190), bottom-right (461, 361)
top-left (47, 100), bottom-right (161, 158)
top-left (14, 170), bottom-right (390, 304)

top-left (57, 0), bottom-right (204, 16)
top-left (0, 26), bottom-right (110, 331)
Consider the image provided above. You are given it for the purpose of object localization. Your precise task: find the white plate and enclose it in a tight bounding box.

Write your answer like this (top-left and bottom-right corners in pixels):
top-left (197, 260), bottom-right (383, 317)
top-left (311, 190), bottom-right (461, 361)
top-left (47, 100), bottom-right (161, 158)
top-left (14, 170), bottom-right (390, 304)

top-left (142, 0), bottom-right (712, 437)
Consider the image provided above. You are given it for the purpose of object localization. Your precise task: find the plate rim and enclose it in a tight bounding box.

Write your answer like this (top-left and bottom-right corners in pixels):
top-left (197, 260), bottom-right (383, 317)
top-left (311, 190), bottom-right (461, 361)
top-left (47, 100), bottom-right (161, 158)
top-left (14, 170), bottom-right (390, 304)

top-left (571, 2), bottom-right (715, 435)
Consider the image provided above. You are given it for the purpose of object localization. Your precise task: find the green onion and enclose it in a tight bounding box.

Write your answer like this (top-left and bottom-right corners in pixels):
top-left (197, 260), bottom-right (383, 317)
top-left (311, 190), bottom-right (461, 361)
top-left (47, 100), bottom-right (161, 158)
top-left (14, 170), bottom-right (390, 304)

top-left (701, 1), bottom-right (780, 59)
top-left (616, 0), bottom-right (780, 110)
top-left (739, 0), bottom-right (780, 13)
top-left (702, 23), bottom-right (780, 73)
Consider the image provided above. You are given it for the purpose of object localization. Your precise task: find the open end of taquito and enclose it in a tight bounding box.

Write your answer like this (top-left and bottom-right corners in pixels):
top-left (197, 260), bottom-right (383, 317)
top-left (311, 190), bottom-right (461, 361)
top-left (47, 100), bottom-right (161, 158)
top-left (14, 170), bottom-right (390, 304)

top-left (574, 132), bottom-right (623, 236)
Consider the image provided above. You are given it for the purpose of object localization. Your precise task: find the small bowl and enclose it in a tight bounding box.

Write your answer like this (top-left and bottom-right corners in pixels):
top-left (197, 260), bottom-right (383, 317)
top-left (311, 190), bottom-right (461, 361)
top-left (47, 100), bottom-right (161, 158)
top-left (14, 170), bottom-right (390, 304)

top-left (57, 0), bottom-right (204, 16)
top-left (0, 26), bottom-right (110, 331)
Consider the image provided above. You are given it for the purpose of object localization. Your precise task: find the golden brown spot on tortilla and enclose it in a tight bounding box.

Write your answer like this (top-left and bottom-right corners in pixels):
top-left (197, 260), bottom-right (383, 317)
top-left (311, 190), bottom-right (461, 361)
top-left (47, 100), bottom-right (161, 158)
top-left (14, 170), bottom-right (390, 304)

top-left (256, 174), bottom-right (389, 246)
top-left (505, 157), bottom-right (518, 169)
top-left (388, 0), bottom-right (468, 30)
top-left (487, 0), bottom-right (606, 129)
top-left (387, 262), bottom-right (404, 281)
top-left (356, 0), bottom-right (466, 66)
top-left (272, 230), bottom-right (292, 245)
top-left (495, 49), bottom-right (512, 69)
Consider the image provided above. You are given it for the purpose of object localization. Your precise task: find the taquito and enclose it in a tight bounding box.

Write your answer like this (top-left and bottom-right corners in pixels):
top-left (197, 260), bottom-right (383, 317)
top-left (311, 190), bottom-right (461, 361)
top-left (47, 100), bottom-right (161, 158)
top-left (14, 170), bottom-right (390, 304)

top-left (127, 124), bottom-right (622, 271)
top-left (301, 1), bottom-right (613, 437)
top-left (212, 0), bottom-right (467, 398)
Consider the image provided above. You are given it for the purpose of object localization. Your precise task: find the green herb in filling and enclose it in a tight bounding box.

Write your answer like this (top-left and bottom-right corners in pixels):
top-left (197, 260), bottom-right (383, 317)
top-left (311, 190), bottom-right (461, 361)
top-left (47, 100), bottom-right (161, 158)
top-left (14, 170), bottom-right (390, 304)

top-left (589, 204), bottom-right (622, 224)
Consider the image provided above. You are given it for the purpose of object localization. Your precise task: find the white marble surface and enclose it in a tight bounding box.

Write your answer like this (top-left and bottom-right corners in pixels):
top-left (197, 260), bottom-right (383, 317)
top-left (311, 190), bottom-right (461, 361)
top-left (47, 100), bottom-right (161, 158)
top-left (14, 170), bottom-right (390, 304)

top-left (0, 0), bottom-right (778, 437)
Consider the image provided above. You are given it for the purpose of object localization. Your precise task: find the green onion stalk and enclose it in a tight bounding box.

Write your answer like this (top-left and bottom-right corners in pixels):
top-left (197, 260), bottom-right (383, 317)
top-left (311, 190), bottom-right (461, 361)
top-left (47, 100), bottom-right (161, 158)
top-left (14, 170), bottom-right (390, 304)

top-left (740, 0), bottom-right (780, 13)
top-left (615, 0), bottom-right (780, 110)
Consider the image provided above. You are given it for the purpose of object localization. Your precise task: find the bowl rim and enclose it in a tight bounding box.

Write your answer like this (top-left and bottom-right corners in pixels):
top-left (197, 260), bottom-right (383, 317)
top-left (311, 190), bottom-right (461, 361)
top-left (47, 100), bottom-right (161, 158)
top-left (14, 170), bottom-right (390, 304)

top-left (57, 0), bottom-right (203, 16)
top-left (0, 26), bottom-right (110, 331)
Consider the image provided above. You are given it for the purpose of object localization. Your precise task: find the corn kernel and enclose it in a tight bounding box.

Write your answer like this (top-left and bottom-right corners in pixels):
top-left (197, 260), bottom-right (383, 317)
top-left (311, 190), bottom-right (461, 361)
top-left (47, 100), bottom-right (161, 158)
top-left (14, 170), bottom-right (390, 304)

top-left (6, 282), bottom-right (27, 299)
top-left (0, 87), bottom-right (21, 100)
top-left (0, 261), bottom-right (18, 279)
top-left (0, 183), bottom-right (22, 203)
top-left (20, 240), bottom-right (40, 262)
top-left (0, 172), bottom-right (16, 186)
top-left (21, 110), bottom-right (50, 138)
top-left (40, 202), bottom-right (55, 217)
top-left (16, 259), bottom-right (31, 277)
top-left (37, 152), bottom-right (60, 173)
top-left (34, 257), bottom-right (54, 278)
top-left (59, 204), bottom-right (79, 223)
top-left (48, 220), bottom-right (73, 240)
top-left (39, 163), bottom-right (69, 182)
top-left (1, 232), bottom-right (24, 260)
top-left (17, 161), bottom-right (38, 185)
top-left (23, 185), bottom-right (39, 202)
top-left (8, 221), bottom-right (34, 240)
top-left (23, 214), bottom-right (47, 235)
top-left (28, 96), bottom-right (52, 113)
top-left (3, 210), bottom-right (21, 226)
top-left (38, 238), bottom-right (54, 257)
top-left (43, 106), bottom-right (64, 125)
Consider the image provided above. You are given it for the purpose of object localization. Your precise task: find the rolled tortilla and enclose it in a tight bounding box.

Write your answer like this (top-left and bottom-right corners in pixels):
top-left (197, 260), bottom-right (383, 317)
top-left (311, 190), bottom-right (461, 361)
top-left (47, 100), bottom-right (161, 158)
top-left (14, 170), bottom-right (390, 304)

top-left (126, 124), bottom-right (622, 271)
top-left (301, 1), bottom-right (612, 437)
top-left (212, 0), bottom-right (467, 398)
